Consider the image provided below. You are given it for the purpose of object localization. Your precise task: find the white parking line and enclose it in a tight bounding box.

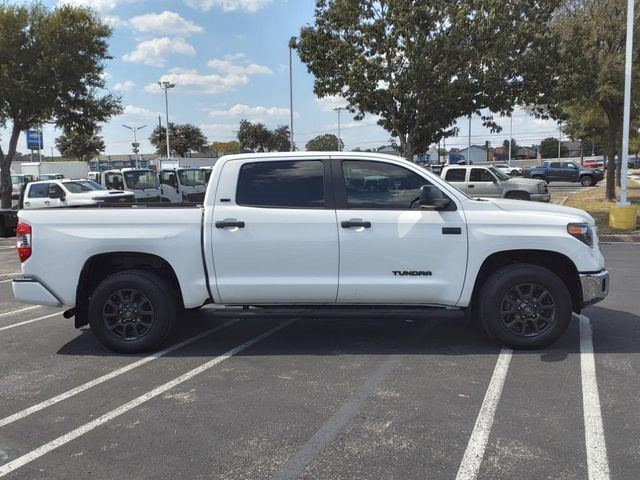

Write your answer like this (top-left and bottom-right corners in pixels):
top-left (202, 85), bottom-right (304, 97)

top-left (0, 272), bottom-right (19, 278)
top-left (0, 278), bottom-right (14, 284)
top-left (0, 318), bottom-right (239, 428)
top-left (0, 312), bottom-right (60, 332)
top-left (0, 305), bottom-right (40, 319)
top-left (0, 320), bottom-right (293, 478)
top-left (455, 347), bottom-right (513, 480)
top-left (579, 315), bottom-right (610, 480)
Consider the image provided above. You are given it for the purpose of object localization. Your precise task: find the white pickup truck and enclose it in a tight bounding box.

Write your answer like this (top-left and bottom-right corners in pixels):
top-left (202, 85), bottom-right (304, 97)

top-left (12, 152), bottom-right (609, 353)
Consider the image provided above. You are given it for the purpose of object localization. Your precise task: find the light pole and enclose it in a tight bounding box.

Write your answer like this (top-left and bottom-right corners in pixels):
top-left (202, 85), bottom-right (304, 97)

top-left (123, 124), bottom-right (146, 168)
top-left (288, 36), bottom-right (297, 152)
top-left (508, 113), bottom-right (513, 165)
top-left (467, 115), bottom-right (472, 164)
top-left (333, 107), bottom-right (345, 151)
top-left (557, 123), bottom-right (562, 160)
top-left (158, 81), bottom-right (175, 158)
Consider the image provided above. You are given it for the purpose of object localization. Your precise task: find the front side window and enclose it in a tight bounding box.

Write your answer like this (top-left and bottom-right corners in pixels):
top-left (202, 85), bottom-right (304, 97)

top-left (178, 169), bottom-right (206, 187)
top-left (105, 173), bottom-right (124, 190)
top-left (124, 170), bottom-right (159, 190)
top-left (444, 169), bottom-right (467, 182)
top-left (28, 183), bottom-right (48, 198)
top-left (470, 168), bottom-right (496, 182)
top-left (160, 171), bottom-right (177, 187)
top-left (236, 160), bottom-right (325, 208)
top-left (342, 160), bottom-right (430, 209)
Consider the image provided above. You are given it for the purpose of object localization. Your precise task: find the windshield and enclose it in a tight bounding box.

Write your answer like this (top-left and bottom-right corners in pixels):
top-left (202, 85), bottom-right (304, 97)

top-left (489, 167), bottom-right (511, 181)
top-left (11, 175), bottom-right (24, 185)
top-left (178, 169), bottom-right (206, 187)
top-left (123, 170), bottom-right (159, 190)
top-left (62, 180), bottom-right (106, 193)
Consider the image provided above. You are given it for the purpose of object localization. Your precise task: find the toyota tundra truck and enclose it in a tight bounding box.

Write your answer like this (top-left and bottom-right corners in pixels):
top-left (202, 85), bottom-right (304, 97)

top-left (12, 152), bottom-right (609, 353)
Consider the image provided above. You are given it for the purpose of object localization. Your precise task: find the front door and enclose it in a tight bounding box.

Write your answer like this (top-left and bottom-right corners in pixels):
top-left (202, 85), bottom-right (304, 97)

top-left (334, 159), bottom-right (468, 306)
top-left (211, 157), bottom-right (339, 304)
top-left (468, 168), bottom-right (500, 197)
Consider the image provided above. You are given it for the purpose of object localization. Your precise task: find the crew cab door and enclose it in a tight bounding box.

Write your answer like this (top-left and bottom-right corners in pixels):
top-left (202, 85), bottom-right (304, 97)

top-left (334, 159), bottom-right (468, 305)
top-left (468, 168), bottom-right (500, 197)
top-left (210, 157), bottom-right (339, 304)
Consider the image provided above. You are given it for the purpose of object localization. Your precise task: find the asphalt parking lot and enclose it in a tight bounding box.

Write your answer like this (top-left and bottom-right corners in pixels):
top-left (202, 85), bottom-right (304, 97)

top-left (0, 237), bottom-right (638, 480)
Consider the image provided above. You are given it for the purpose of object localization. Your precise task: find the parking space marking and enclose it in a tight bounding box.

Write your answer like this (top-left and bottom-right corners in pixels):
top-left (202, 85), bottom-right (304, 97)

top-left (455, 347), bottom-right (513, 480)
top-left (0, 305), bottom-right (40, 319)
top-left (0, 278), bottom-right (14, 284)
top-left (0, 246), bottom-right (15, 250)
top-left (0, 272), bottom-right (19, 278)
top-left (0, 318), bottom-right (239, 428)
top-left (0, 320), bottom-right (293, 478)
top-left (579, 315), bottom-right (610, 480)
top-left (0, 312), bottom-right (60, 333)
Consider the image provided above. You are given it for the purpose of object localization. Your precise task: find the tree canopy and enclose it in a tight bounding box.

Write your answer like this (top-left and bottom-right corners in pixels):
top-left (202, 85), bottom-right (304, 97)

top-left (297, 0), bottom-right (559, 160)
top-left (306, 133), bottom-right (343, 151)
top-left (237, 120), bottom-right (291, 152)
top-left (149, 123), bottom-right (208, 157)
top-left (208, 141), bottom-right (241, 156)
top-left (540, 138), bottom-right (569, 159)
top-left (55, 128), bottom-right (105, 162)
top-left (0, 3), bottom-right (122, 207)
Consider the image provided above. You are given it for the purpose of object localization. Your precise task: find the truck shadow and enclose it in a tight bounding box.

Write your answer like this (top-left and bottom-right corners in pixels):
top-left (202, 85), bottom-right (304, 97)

top-left (56, 305), bottom-right (639, 359)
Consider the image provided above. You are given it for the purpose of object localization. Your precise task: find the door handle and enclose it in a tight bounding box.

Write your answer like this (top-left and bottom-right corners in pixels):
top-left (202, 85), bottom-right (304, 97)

top-left (341, 220), bottom-right (371, 229)
top-left (215, 220), bottom-right (245, 229)
top-left (468, 185), bottom-right (475, 188)
top-left (44, 201), bottom-right (50, 205)
top-left (25, 202), bottom-right (30, 206)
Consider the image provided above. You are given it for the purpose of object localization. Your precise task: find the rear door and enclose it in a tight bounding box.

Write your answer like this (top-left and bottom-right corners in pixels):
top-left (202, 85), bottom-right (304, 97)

top-left (211, 157), bottom-right (339, 304)
top-left (24, 183), bottom-right (50, 209)
top-left (442, 167), bottom-right (468, 193)
top-left (334, 158), bottom-right (468, 306)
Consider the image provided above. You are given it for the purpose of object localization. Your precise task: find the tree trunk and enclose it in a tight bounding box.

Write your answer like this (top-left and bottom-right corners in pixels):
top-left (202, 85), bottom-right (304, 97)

top-left (605, 112), bottom-right (617, 201)
top-left (0, 125), bottom-right (21, 209)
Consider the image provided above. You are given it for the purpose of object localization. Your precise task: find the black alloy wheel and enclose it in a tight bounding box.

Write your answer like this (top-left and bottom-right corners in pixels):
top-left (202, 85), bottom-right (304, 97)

top-left (499, 283), bottom-right (556, 337)
top-left (102, 288), bottom-right (155, 341)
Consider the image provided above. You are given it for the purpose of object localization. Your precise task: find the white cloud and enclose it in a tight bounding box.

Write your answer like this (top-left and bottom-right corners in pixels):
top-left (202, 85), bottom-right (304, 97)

top-left (123, 37), bottom-right (196, 67)
top-left (113, 80), bottom-right (136, 92)
top-left (209, 104), bottom-right (289, 118)
top-left (315, 95), bottom-right (349, 112)
top-left (121, 105), bottom-right (160, 119)
top-left (200, 123), bottom-right (238, 139)
top-left (144, 68), bottom-right (249, 94)
top-left (130, 11), bottom-right (203, 35)
top-left (207, 56), bottom-right (272, 75)
top-left (184, 0), bottom-right (272, 13)
top-left (59, 0), bottom-right (121, 12)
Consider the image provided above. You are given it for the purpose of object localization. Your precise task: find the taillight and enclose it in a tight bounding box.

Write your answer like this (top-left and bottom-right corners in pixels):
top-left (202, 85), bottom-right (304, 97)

top-left (16, 221), bottom-right (32, 262)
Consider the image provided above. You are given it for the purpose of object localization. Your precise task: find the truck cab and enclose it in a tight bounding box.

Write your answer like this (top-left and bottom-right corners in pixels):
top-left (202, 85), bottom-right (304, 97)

top-left (158, 168), bottom-right (207, 203)
top-left (101, 168), bottom-right (161, 202)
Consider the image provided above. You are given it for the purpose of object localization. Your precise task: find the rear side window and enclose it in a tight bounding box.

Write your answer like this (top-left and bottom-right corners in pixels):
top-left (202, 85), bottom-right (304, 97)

top-left (549, 162), bottom-right (561, 168)
top-left (28, 183), bottom-right (48, 198)
top-left (444, 169), bottom-right (466, 182)
top-left (236, 160), bottom-right (325, 208)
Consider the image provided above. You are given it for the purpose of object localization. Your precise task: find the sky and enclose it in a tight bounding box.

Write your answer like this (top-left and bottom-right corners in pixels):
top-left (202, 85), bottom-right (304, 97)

top-left (3, 0), bottom-right (563, 158)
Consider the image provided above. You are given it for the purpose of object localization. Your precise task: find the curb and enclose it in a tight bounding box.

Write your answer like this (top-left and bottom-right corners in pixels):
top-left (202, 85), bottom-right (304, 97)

top-left (599, 234), bottom-right (640, 243)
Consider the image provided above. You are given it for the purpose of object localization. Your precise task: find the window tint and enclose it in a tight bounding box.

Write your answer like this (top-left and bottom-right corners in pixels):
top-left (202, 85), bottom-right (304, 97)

top-left (105, 173), bottom-right (124, 190)
top-left (549, 162), bottom-right (561, 168)
top-left (444, 169), bottom-right (467, 182)
top-left (236, 160), bottom-right (325, 208)
top-left (470, 168), bottom-right (495, 182)
top-left (28, 183), bottom-right (48, 198)
top-left (342, 160), bottom-right (430, 209)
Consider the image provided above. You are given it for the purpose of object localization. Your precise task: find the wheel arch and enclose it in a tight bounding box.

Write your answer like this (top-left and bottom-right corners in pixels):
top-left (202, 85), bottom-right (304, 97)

top-left (470, 249), bottom-right (582, 313)
top-left (74, 252), bottom-right (184, 328)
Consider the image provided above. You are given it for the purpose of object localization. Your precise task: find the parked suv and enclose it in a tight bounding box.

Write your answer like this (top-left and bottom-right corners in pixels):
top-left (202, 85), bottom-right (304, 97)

top-left (442, 165), bottom-right (550, 201)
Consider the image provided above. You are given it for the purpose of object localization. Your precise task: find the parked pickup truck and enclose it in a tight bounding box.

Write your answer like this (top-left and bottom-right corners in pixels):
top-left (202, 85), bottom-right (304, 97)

top-left (442, 165), bottom-right (549, 201)
top-left (13, 152), bottom-right (609, 353)
top-left (523, 161), bottom-right (604, 186)
top-left (22, 179), bottom-right (135, 209)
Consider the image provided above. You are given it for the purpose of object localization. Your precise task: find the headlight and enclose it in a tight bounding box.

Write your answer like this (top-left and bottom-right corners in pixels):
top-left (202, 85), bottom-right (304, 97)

top-left (537, 183), bottom-right (547, 193)
top-left (567, 223), bottom-right (594, 247)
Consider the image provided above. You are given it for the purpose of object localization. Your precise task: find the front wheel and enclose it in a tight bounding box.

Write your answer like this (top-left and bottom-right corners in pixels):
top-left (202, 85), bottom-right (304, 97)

top-left (580, 175), bottom-right (595, 187)
top-left (478, 264), bottom-right (572, 349)
top-left (88, 270), bottom-right (176, 353)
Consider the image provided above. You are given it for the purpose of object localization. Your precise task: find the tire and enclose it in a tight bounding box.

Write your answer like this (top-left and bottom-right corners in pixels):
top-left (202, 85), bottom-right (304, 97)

top-left (504, 191), bottom-right (530, 201)
top-left (510, 170), bottom-right (519, 176)
top-left (580, 175), bottom-right (595, 187)
top-left (88, 270), bottom-right (176, 353)
top-left (478, 264), bottom-right (572, 349)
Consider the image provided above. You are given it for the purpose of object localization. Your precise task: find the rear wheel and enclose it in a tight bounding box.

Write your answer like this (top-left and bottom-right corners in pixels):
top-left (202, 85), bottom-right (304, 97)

top-left (580, 175), bottom-right (595, 187)
top-left (88, 270), bottom-right (176, 353)
top-left (478, 264), bottom-right (572, 349)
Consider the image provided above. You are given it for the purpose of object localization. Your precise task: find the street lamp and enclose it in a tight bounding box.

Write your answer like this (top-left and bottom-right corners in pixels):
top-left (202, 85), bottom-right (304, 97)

top-left (288, 37), bottom-right (297, 152)
top-left (333, 107), bottom-right (346, 151)
top-left (123, 124), bottom-right (146, 168)
top-left (158, 81), bottom-right (175, 158)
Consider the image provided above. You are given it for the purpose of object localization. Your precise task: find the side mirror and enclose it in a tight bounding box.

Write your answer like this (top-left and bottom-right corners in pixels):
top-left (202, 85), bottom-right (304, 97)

top-left (419, 185), bottom-right (451, 210)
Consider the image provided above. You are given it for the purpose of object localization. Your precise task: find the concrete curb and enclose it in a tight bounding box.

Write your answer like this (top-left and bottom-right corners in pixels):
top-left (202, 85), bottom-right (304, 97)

top-left (599, 234), bottom-right (640, 243)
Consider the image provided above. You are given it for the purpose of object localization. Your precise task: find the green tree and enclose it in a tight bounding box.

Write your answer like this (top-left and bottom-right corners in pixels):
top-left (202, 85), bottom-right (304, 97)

top-left (55, 128), bottom-right (105, 162)
top-left (306, 133), bottom-right (343, 151)
top-left (502, 139), bottom-right (519, 153)
top-left (540, 137), bottom-right (569, 159)
top-left (268, 125), bottom-right (292, 152)
top-left (296, 0), bottom-right (559, 160)
top-left (237, 120), bottom-right (272, 152)
top-left (149, 123), bottom-right (208, 157)
top-left (536, 0), bottom-right (640, 199)
top-left (208, 141), bottom-right (240, 155)
top-left (0, 3), bottom-right (121, 208)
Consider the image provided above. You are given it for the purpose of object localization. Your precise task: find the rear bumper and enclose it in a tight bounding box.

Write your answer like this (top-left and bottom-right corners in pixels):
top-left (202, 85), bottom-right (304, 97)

top-left (12, 278), bottom-right (62, 307)
top-left (580, 270), bottom-right (609, 308)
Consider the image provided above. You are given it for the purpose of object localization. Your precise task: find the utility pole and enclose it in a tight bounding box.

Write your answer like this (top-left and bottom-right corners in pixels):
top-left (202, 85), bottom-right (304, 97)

top-left (333, 107), bottom-right (345, 151)
top-left (467, 115), bottom-right (472, 164)
top-left (557, 124), bottom-right (562, 160)
top-left (158, 81), bottom-right (175, 158)
top-left (508, 114), bottom-right (513, 164)
top-left (288, 37), bottom-right (297, 152)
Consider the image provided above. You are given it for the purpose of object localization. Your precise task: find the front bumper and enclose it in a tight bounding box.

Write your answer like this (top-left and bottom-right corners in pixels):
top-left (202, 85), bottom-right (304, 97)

top-left (13, 278), bottom-right (62, 307)
top-left (580, 270), bottom-right (609, 308)
top-left (531, 193), bottom-right (551, 202)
